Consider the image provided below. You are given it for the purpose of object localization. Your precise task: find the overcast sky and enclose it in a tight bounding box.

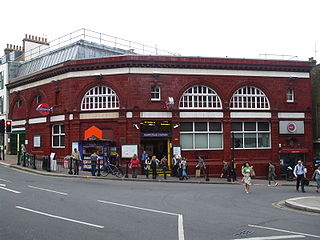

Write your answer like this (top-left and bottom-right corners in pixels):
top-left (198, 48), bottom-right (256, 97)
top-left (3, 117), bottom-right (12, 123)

top-left (1, 0), bottom-right (320, 62)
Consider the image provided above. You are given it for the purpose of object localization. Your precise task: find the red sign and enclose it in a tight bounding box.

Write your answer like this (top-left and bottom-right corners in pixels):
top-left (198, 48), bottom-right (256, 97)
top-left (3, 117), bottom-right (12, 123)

top-left (36, 104), bottom-right (53, 116)
top-left (287, 122), bottom-right (297, 133)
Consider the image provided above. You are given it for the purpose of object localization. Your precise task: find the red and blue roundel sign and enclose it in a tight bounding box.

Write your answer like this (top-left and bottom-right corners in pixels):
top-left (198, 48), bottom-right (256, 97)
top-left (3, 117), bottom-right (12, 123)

top-left (287, 122), bottom-right (297, 133)
top-left (36, 104), bottom-right (53, 116)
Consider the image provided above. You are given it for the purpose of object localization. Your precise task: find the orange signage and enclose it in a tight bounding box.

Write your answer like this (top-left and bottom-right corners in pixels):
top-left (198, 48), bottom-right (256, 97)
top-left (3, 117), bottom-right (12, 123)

top-left (84, 126), bottom-right (102, 140)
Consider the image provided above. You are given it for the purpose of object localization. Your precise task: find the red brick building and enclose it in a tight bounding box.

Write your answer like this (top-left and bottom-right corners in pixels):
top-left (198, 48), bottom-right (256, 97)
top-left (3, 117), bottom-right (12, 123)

top-left (8, 55), bottom-right (313, 177)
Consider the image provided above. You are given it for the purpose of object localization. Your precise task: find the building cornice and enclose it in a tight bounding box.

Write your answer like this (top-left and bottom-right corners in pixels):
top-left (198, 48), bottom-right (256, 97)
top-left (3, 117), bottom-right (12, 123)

top-left (7, 55), bottom-right (312, 89)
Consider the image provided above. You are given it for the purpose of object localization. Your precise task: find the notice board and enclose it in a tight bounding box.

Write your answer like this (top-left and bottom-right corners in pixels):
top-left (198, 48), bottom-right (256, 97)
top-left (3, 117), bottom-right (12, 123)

top-left (121, 145), bottom-right (138, 158)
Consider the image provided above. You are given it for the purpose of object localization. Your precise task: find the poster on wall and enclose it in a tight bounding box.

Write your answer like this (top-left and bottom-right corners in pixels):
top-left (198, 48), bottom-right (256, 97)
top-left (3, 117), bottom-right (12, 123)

top-left (173, 145), bottom-right (181, 157)
top-left (121, 145), bottom-right (138, 158)
top-left (34, 136), bottom-right (41, 147)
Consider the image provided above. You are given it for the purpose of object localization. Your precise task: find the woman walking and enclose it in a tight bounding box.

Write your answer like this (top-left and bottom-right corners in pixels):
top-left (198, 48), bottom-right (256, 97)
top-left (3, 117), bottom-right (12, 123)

top-left (130, 154), bottom-right (140, 178)
top-left (312, 165), bottom-right (320, 192)
top-left (241, 162), bottom-right (255, 194)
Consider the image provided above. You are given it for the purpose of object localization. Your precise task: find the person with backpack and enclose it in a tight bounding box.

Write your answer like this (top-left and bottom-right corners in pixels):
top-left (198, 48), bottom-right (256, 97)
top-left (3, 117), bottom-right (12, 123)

top-left (293, 160), bottom-right (307, 192)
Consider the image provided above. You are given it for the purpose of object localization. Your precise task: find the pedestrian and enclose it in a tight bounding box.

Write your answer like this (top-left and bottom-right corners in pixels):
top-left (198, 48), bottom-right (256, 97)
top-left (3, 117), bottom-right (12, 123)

top-left (71, 148), bottom-right (82, 175)
top-left (179, 157), bottom-right (188, 180)
top-left (293, 160), bottom-right (307, 192)
top-left (130, 154), bottom-right (140, 178)
top-left (196, 156), bottom-right (207, 179)
top-left (150, 155), bottom-right (159, 179)
top-left (145, 156), bottom-right (151, 179)
top-left (268, 162), bottom-right (278, 186)
top-left (160, 155), bottom-right (168, 179)
top-left (311, 165), bottom-right (320, 193)
top-left (220, 160), bottom-right (229, 178)
top-left (90, 151), bottom-right (98, 176)
top-left (141, 151), bottom-right (149, 175)
top-left (171, 155), bottom-right (178, 177)
top-left (230, 159), bottom-right (237, 182)
top-left (20, 144), bottom-right (27, 164)
top-left (241, 162), bottom-right (255, 194)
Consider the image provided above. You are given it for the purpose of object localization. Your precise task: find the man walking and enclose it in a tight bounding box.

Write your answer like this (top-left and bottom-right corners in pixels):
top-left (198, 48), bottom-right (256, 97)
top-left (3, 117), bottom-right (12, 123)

top-left (293, 160), bottom-right (306, 192)
top-left (71, 148), bottom-right (81, 175)
top-left (90, 151), bottom-right (98, 176)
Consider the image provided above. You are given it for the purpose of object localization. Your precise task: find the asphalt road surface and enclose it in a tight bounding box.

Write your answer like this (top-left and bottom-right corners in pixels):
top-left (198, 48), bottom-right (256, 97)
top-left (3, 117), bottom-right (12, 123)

top-left (0, 165), bottom-right (319, 240)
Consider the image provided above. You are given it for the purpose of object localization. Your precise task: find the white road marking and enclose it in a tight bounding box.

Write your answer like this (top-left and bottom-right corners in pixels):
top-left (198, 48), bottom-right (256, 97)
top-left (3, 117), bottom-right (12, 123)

top-left (249, 224), bottom-right (320, 239)
top-left (16, 206), bottom-right (104, 229)
top-left (98, 200), bottom-right (185, 240)
top-left (234, 235), bottom-right (305, 240)
top-left (0, 186), bottom-right (21, 194)
top-left (28, 185), bottom-right (68, 195)
top-left (0, 178), bottom-right (12, 183)
top-left (0, 183), bottom-right (6, 187)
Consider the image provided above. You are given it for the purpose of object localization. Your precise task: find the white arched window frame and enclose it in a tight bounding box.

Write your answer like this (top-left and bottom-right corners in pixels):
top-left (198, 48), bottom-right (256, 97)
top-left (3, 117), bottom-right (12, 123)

top-left (230, 86), bottom-right (270, 110)
top-left (81, 86), bottom-right (119, 110)
top-left (179, 85), bottom-right (222, 109)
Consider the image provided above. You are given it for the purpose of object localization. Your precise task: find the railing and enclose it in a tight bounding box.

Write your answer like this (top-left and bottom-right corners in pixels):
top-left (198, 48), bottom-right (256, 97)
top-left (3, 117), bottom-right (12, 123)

top-left (23, 28), bottom-right (179, 61)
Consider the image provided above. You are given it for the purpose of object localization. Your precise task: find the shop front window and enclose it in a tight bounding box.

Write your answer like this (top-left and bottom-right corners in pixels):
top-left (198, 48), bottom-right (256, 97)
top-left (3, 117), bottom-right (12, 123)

top-left (231, 122), bottom-right (271, 149)
top-left (180, 122), bottom-right (223, 150)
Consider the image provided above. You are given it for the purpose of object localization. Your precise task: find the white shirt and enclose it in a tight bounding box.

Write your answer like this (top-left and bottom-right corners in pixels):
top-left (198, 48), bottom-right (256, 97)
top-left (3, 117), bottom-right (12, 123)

top-left (294, 164), bottom-right (306, 177)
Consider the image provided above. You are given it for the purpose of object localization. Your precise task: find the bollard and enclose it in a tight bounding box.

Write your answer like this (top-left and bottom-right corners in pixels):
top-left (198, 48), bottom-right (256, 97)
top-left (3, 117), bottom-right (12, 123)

top-left (22, 153), bottom-right (26, 167)
top-left (97, 158), bottom-right (101, 176)
top-left (125, 160), bottom-right (129, 178)
top-left (68, 157), bottom-right (73, 174)
top-left (47, 155), bottom-right (51, 172)
top-left (205, 166), bottom-right (210, 181)
top-left (33, 154), bottom-right (36, 169)
top-left (17, 152), bottom-right (21, 165)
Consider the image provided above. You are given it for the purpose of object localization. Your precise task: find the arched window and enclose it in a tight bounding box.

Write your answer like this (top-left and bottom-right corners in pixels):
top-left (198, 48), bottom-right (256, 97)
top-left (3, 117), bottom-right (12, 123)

top-left (179, 85), bottom-right (222, 109)
top-left (230, 86), bottom-right (270, 110)
top-left (81, 86), bottom-right (119, 110)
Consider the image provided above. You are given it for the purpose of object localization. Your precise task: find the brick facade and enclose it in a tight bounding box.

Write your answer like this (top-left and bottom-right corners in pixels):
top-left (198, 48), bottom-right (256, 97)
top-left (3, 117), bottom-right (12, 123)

top-left (8, 56), bottom-right (313, 178)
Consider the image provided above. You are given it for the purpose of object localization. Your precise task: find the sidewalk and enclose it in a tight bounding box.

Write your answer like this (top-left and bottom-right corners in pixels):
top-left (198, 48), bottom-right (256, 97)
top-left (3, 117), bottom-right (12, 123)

top-left (1, 155), bottom-right (319, 214)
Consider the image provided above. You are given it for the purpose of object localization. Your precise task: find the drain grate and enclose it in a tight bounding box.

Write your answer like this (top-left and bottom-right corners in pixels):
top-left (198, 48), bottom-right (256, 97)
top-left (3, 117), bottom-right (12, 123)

top-left (233, 229), bottom-right (255, 238)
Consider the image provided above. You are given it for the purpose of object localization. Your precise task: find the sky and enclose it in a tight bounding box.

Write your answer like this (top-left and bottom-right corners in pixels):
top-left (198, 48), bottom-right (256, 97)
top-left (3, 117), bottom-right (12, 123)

top-left (1, 0), bottom-right (320, 62)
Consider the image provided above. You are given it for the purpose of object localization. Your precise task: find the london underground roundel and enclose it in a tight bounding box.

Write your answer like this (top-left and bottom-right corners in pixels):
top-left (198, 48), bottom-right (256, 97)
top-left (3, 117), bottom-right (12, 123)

top-left (287, 122), bottom-right (297, 133)
top-left (36, 104), bottom-right (53, 116)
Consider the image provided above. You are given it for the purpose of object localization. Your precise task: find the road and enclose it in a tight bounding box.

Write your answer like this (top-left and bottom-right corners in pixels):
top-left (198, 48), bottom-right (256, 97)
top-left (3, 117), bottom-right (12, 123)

top-left (0, 164), bottom-right (319, 240)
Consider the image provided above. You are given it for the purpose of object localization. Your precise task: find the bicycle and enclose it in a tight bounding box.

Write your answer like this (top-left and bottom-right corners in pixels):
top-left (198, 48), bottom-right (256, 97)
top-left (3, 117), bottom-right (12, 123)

top-left (100, 159), bottom-right (124, 178)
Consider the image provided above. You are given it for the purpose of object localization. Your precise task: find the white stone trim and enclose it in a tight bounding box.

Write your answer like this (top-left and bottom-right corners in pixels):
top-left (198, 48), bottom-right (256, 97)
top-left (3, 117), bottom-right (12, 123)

top-left (29, 117), bottom-right (47, 124)
top-left (230, 112), bottom-right (271, 118)
top-left (140, 112), bottom-right (172, 118)
top-left (12, 127), bottom-right (26, 131)
top-left (80, 112), bottom-right (119, 119)
top-left (50, 115), bottom-right (65, 122)
top-left (278, 112), bottom-right (305, 118)
top-left (126, 112), bottom-right (133, 118)
top-left (10, 68), bottom-right (310, 92)
top-left (179, 112), bottom-right (223, 118)
top-left (69, 114), bottom-right (73, 120)
top-left (12, 120), bottom-right (27, 126)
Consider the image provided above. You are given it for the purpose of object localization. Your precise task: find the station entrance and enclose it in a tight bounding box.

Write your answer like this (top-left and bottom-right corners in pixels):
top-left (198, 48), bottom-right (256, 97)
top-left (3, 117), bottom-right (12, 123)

top-left (140, 120), bottom-right (172, 170)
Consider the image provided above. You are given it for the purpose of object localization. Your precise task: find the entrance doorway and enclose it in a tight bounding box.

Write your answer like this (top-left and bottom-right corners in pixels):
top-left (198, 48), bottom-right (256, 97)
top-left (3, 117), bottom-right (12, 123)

top-left (141, 137), bottom-right (171, 168)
